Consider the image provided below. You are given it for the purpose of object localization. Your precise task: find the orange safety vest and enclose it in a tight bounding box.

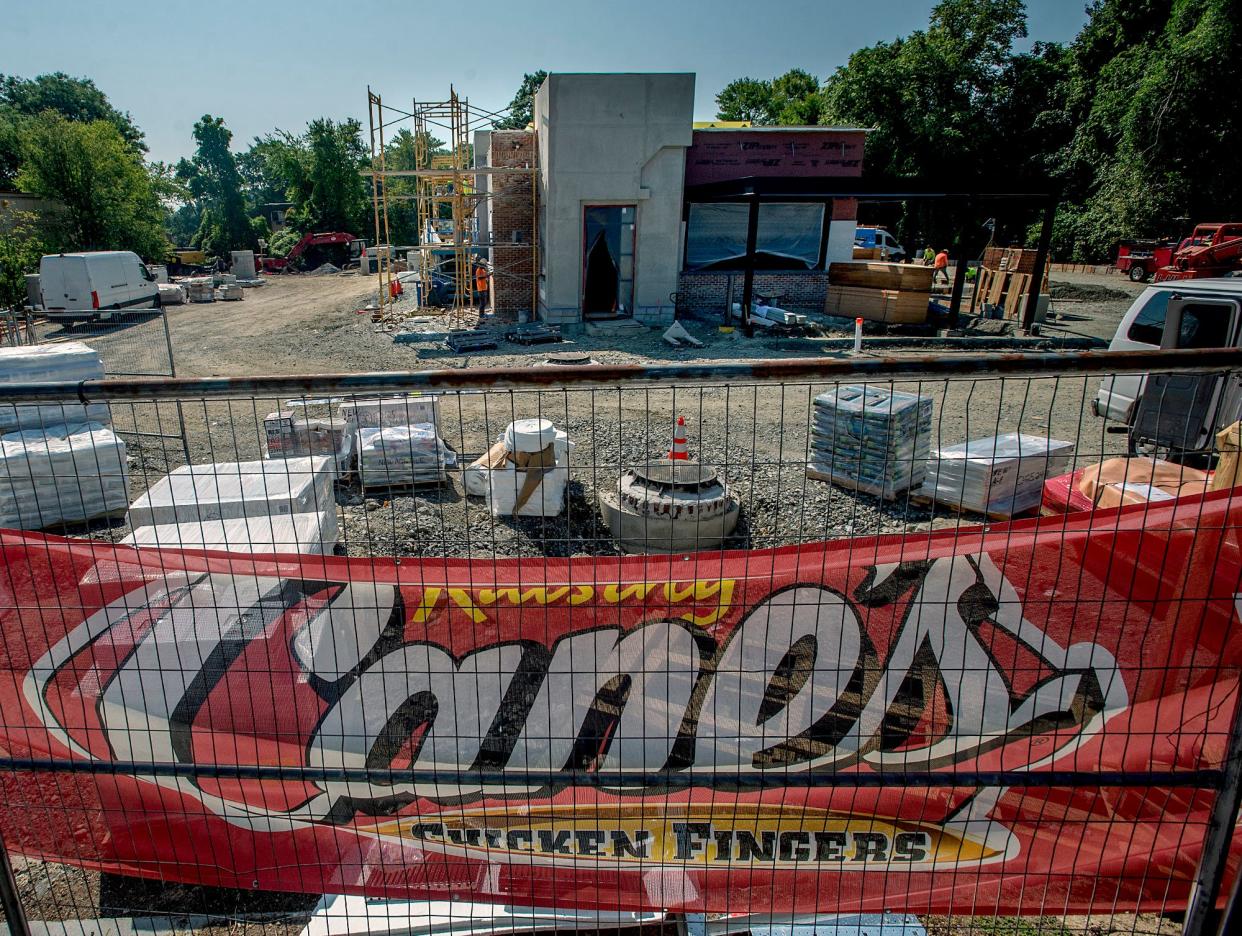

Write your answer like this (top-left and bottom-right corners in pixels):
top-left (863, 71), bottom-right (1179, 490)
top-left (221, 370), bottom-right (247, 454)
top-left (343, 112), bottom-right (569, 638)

top-left (474, 266), bottom-right (488, 292)
top-left (934, 251), bottom-right (949, 269)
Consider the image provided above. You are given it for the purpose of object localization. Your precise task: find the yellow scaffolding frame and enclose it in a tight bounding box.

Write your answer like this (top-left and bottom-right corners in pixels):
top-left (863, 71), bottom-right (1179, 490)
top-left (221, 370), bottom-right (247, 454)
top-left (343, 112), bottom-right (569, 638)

top-left (365, 86), bottom-right (539, 330)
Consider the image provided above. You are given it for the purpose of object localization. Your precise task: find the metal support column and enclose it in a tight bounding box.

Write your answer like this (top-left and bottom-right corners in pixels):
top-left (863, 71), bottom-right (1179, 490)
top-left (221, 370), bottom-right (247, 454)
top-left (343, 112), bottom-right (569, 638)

top-left (739, 194), bottom-right (760, 338)
top-left (948, 246), bottom-right (969, 326)
top-left (1021, 197), bottom-right (1056, 333)
top-left (1182, 684), bottom-right (1242, 936)
top-left (0, 831), bottom-right (31, 936)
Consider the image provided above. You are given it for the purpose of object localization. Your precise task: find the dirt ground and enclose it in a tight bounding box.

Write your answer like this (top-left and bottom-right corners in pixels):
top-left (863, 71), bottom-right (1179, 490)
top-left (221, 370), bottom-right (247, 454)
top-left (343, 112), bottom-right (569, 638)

top-left (53, 269), bottom-right (1147, 558)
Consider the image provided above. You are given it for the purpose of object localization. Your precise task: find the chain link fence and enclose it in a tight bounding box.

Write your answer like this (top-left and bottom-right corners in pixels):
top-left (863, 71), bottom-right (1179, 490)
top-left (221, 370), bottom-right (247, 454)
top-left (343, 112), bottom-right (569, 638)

top-left (0, 350), bottom-right (1239, 936)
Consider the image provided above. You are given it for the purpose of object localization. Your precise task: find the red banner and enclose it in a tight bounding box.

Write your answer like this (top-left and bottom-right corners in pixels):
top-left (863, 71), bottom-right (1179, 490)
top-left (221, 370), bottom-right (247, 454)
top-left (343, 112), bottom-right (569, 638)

top-left (1, 493), bottom-right (1241, 915)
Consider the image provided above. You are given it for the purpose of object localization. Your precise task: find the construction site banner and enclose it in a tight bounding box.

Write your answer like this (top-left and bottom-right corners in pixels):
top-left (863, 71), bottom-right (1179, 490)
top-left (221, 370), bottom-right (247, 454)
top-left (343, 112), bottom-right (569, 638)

top-left (0, 493), bottom-right (1240, 915)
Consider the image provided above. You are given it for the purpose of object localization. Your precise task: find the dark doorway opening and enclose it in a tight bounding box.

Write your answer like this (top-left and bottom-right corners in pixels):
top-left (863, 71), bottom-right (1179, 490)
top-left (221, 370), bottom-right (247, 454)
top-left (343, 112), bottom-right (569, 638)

top-left (582, 205), bottom-right (635, 319)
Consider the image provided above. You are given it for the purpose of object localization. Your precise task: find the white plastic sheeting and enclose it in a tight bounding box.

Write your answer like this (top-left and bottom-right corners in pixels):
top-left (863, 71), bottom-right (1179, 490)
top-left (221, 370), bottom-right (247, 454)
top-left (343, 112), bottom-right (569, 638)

top-left (0, 422), bottom-right (128, 529)
top-left (122, 510), bottom-right (338, 555)
top-left (684, 202), bottom-right (825, 270)
top-left (0, 343), bottom-right (110, 432)
top-left (924, 433), bottom-right (1076, 517)
top-left (128, 456), bottom-right (335, 528)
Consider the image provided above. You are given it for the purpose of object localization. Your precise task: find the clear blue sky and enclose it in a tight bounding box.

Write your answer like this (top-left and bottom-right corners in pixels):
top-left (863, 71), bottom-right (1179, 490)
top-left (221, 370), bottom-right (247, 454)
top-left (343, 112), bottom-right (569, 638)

top-left (4, 0), bottom-right (1090, 165)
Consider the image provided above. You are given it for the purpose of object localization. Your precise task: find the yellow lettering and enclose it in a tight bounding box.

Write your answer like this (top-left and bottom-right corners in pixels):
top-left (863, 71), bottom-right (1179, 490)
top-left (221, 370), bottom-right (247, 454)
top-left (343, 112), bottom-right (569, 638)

top-left (409, 587), bottom-right (442, 624)
top-left (603, 583), bottom-right (658, 603)
top-left (448, 588), bottom-right (489, 624)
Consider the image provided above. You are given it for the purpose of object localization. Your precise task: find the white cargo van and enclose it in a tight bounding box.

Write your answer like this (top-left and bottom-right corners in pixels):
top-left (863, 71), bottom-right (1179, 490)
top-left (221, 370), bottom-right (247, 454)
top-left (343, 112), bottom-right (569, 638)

top-left (1095, 278), bottom-right (1242, 452)
top-left (39, 251), bottom-right (161, 323)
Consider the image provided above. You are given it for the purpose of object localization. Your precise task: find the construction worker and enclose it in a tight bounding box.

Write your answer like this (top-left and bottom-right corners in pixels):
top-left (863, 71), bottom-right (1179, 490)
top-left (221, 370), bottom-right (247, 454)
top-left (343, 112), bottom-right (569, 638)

top-left (473, 262), bottom-right (489, 310)
top-left (933, 248), bottom-right (950, 284)
top-left (923, 246), bottom-right (934, 266)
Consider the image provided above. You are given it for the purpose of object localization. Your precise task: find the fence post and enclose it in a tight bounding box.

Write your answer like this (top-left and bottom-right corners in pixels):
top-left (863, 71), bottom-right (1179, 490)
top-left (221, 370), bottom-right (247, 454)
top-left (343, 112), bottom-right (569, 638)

top-left (0, 831), bottom-right (32, 936)
top-left (1182, 686), bottom-right (1242, 936)
top-left (160, 307), bottom-right (192, 464)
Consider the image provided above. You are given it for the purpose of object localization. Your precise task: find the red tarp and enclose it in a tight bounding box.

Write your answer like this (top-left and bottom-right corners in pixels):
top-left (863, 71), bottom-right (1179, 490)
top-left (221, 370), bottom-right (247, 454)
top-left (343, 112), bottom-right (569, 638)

top-left (1, 492), bottom-right (1240, 914)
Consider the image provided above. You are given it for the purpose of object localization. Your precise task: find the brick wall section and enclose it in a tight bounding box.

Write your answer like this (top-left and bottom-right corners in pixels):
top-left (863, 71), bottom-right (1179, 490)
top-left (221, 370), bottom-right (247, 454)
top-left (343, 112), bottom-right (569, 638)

top-left (677, 271), bottom-right (831, 317)
top-left (487, 131), bottom-right (537, 318)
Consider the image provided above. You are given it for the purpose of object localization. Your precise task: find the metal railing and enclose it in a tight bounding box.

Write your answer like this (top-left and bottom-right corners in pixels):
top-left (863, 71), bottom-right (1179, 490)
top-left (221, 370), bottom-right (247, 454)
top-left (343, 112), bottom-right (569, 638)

top-left (0, 348), bottom-right (1239, 936)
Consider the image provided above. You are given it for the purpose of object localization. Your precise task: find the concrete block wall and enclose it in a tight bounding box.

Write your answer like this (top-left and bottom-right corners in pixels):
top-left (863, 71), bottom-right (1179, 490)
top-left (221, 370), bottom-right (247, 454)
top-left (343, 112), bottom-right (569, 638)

top-left (677, 271), bottom-right (832, 317)
top-left (487, 130), bottom-right (537, 318)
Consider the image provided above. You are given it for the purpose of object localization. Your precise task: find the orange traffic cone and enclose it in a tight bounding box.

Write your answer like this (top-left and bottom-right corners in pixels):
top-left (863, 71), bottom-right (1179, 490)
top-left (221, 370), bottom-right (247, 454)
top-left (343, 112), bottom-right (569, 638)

top-left (667, 415), bottom-right (689, 460)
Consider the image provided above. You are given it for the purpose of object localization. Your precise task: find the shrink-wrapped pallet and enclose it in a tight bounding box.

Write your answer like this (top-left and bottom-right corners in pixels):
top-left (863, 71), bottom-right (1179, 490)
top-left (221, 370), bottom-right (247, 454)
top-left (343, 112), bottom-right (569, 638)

top-left (122, 510), bottom-right (337, 555)
top-left (807, 385), bottom-right (932, 498)
top-left (128, 456), bottom-right (335, 527)
top-left (0, 343), bottom-right (110, 432)
top-left (357, 424), bottom-right (451, 487)
top-left (0, 422), bottom-right (128, 529)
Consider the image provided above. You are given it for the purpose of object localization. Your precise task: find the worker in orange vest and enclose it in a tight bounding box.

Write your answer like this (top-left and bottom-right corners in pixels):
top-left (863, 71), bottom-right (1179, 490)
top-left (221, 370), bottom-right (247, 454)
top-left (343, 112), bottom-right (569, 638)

top-left (474, 262), bottom-right (489, 309)
top-left (933, 248), bottom-right (950, 284)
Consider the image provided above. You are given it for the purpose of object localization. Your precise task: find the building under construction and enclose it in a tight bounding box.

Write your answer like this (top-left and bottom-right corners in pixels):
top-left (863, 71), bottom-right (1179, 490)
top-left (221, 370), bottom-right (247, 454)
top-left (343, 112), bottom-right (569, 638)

top-left (368, 74), bottom-right (866, 329)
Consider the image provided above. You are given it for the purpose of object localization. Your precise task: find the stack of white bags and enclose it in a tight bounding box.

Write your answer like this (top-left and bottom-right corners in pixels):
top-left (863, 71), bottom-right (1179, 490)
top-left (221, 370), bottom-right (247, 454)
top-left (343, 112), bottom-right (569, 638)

top-left (0, 343), bottom-right (127, 529)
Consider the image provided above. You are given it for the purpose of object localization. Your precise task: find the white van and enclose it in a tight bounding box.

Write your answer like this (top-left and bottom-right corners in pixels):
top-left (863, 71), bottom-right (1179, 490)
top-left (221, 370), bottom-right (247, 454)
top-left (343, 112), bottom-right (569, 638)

top-left (39, 251), bottom-right (161, 323)
top-left (1095, 278), bottom-right (1242, 452)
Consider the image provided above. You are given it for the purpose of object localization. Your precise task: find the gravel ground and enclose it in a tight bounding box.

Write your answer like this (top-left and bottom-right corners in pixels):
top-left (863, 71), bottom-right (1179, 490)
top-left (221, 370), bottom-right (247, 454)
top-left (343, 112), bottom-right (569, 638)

top-left (45, 270), bottom-right (1148, 558)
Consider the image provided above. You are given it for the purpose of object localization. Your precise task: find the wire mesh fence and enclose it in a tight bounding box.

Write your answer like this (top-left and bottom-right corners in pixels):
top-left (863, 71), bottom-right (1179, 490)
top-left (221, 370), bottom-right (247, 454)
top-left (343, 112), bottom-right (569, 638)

top-left (0, 350), bottom-right (1239, 936)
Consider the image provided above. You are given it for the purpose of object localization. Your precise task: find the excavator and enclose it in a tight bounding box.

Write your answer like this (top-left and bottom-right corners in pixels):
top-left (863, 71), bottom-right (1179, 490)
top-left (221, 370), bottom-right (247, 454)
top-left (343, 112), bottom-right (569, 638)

top-left (1153, 222), bottom-right (1242, 282)
top-left (259, 232), bottom-right (368, 273)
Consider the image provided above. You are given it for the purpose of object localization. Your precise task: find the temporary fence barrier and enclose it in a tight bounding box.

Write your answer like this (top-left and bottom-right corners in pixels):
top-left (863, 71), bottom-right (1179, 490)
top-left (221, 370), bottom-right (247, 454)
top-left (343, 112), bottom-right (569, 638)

top-left (0, 348), bottom-right (1239, 936)
top-left (33, 309), bottom-right (190, 463)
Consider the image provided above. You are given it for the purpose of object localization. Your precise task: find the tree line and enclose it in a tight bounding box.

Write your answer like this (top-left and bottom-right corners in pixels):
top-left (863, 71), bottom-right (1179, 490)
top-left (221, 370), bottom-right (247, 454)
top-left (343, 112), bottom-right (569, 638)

top-left (714, 0), bottom-right (1241, 261)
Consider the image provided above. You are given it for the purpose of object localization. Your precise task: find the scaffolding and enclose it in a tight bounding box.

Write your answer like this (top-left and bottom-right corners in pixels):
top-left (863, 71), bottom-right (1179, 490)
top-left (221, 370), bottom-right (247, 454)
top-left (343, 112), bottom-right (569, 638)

top-left (365, 86), bottom-right (539, 329)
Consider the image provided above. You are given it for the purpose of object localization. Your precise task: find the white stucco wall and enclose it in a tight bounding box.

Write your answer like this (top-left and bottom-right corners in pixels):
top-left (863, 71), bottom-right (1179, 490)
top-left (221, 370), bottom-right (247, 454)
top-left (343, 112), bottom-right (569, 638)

top-left (534, 73), bottom-right (694, 325)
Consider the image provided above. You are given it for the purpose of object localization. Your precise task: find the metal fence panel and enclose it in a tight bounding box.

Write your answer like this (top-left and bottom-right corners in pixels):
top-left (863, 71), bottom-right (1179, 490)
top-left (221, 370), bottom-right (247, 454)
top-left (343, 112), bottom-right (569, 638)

top-left (0, 350), bottom-right (1238, 936)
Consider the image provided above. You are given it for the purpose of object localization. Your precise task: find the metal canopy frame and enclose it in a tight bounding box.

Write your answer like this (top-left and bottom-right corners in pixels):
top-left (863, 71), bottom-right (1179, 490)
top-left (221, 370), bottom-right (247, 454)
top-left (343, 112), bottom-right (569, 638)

top-left (682, 176), bottom-right (1058, 333)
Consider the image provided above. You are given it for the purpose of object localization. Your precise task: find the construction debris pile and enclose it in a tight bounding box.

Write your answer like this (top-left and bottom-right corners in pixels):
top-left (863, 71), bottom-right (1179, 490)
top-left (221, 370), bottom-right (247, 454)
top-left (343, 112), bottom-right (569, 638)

top-left (807, 386), bottom-right (934, 498)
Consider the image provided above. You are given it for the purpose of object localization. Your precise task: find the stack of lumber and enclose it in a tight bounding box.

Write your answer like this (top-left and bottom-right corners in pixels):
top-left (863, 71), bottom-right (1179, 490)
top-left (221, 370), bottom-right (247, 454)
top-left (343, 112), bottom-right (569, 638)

top-left (826, 262), bottom-right (931, 325)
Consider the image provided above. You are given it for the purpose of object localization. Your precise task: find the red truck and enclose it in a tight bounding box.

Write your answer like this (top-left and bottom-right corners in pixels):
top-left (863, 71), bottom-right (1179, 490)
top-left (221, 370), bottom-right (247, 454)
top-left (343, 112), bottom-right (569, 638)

top-left (1152, 222), bottom-right (1242, 282)
top-left (1115, 238), bottom-right (1178, 282)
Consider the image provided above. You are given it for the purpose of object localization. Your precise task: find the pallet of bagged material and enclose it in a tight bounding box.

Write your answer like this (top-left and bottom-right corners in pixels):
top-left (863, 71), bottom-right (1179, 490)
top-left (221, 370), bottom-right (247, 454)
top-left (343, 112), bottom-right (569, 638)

top-left (829, 261), bottom-right (933, 292)
top-left (824, 285), bottom-right (929, 324)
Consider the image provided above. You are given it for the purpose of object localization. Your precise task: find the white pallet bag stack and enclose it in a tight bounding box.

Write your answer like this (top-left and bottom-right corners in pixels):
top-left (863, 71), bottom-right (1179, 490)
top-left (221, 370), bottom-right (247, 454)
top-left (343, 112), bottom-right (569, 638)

top-left (0, 422), bottom-right (129, 529)
top-left (357, 423), bottom-right (452, 487)
top-left (157, 282), bottom-right (185, 305)
top-left (120, 511), bottom-right (337, 555)
top-left (0, 343), bottom-right (110, 432)
top-left (470, 418), bottom-right (571, 518)
top-left (127, 457), bottom-right (337, 542)
top-left (923, 433), bottom-right (1076, 517)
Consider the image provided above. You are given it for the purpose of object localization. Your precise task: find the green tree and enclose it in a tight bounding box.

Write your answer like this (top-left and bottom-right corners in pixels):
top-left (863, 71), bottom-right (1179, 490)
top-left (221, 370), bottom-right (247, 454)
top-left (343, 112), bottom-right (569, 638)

top-left (16, 112), bottom-right (166, 258)
top-left (237, 133), bottom-right (298, 210)
top-left (1048, 0), bottom-right (1242, 259)
top-left (277, 118), bottom-right (369, 235)
top-left (493, 71), bottom-right (548, 130)
top-left (0, 211), bottom-right (44, 311)
top-left (715, 71), bottom-right (824, 125)
top-left (818, 0), bottom-right (1067, 248)
top-left (0, 72), bottom-right (144, 152)
top-left (715, 77), bottom-right (776, 123)
top-left (176, 115), bottom-right (257, 257)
